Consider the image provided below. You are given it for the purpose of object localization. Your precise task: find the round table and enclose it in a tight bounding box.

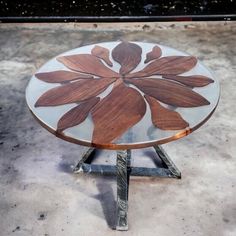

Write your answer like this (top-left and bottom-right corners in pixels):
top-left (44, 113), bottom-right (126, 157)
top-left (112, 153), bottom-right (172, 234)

top-left (26, 41), bottom-right (220, 230)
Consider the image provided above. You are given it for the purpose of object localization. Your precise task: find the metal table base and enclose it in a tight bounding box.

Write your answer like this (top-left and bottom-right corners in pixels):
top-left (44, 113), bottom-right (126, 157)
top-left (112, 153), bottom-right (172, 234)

top-left (73, 145), bottom-right (181, 231)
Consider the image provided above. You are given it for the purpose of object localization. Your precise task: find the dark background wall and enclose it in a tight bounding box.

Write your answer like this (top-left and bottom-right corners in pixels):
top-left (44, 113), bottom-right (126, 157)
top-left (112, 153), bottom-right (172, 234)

top-left (0, 0), bottom-right (235, 22)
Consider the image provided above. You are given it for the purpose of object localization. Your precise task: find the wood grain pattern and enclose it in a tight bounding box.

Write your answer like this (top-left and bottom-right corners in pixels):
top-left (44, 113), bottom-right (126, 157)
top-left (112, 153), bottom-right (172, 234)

top-left (126, 78), bottom-right (210, 107)
top-left (30, 103), bottom-right (218, 150)
top-left (57, 54), bottom-right (119, 77)
top-left (162, 74), bottom-right (214, 87)
top-left (57, 97), bottom-right (100, 132)
top-left (112, 41), bottom-right (142, 76)
top-left (91, 45), bottom-right (113, 67)
top-left (128, 56), bottom-right (197, 78)
top-left (32, 42), bottom-right (216, 147)
top-left (145, 95), bottom-right (189, 130)
top-left (35, 78), bottom-right (116, 107)
top-left (144, 46), bottom-right (162, 63)
top-left (35, 70), bottom-right (93, 83)
top-left (91, 83), bottom-right (146, 144)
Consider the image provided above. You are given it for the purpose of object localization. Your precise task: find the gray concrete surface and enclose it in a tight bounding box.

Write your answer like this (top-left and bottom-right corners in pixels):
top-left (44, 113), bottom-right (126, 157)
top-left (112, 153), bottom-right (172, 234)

top-left (0, 22), bottom-right (235, 236)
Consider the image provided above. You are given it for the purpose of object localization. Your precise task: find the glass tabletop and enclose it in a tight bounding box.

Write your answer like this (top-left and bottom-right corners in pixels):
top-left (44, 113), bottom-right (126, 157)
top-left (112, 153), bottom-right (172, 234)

top-left (25, 41), bottom-right (220, 150)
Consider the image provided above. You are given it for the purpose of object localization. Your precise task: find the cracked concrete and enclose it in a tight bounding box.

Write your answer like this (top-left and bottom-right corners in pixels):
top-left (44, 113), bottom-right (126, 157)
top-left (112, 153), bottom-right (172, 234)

top-left (0, 22), bottom-right (236, 236)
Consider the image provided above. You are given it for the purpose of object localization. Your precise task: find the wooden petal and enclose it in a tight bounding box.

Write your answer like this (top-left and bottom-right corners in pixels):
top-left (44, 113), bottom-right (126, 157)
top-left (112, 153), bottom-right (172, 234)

top-left (57, 97), bottom-right (100, 132)
top-left (127, 78), bottom-right (210, 107)
top-left (144, 46), bottom-right (162, 63)
top-left (35, 70), bottom-right (93, 83)
top-left (91, 45), bottom-right (113, 67)
top-left (128, 56), bottom-right (197, 78)
top-left (112, 41), bottom-right (142, 75)
top-left (91, 83), bottom-right (146, 144)
top-left (57, 54), bottom-right (119, 77)
top-left (163, 75), bottom-right (214, 87)
top-left (35, 78), bottom-right (116, 107)
top-left (145, 95), bottom-right (189, 130)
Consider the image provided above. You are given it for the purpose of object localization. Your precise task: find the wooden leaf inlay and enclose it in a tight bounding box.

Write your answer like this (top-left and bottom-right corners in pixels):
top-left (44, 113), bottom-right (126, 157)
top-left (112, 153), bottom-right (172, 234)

top-left (57, 54), bottom-right (119, 77)
top-left (144, 46), bottom-right (162, 63)
top-left (35, 70), bottom-right (93, 83)
top-left (128, 56), bottom-right (197, 78)
top-left (112, 41), bottom-right (142, 75)
top-left (145, 95), bottom-right (189, 130)
top-left (163, 75), bottom-right (214, 87)
top-left (33, 41), bottom-right (214, 143)
top-left (57, 97), bottom-right (100, 132)
top-left (127, 78), bottom-right (210, 107)
top-left (91, 83), bottom-right (146, 144)
top-left (91, 45), bottom-right (113, 67)
top-left (35, 78), bottom-right (116, 107)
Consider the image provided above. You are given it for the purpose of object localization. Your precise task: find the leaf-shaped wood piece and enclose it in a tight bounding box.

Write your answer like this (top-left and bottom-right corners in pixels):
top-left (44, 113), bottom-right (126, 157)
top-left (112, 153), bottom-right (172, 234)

top-left (91, 45), bottom-right (113, 67)
top-left (91, 83), bottom-right (146, 144)
top-left (57, 97), bottom-right (100, 132)
top-left (144, 46), bottom-right (162, 63)
top-left (57, 54), bottom-right (119, 78)
top-left (112, 41), bottom-right (142, 76)
top-left (145, 95), bottom-right (189, 130)
top-left (35, 70), bottom-right (93, 83)
top-left (126, 78), bottom-right (210, 107)
top-left (163, 75), bottom-right (214, 87)
top-left (128, 56), bottom-right (197, 78)
top-left (35, 78), bottom-right (116, 107)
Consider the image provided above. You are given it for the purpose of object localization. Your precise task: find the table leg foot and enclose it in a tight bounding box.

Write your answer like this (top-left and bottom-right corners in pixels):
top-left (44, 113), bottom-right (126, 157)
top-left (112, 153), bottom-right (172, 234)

top-left (153, 145), bottom-right (181, 179)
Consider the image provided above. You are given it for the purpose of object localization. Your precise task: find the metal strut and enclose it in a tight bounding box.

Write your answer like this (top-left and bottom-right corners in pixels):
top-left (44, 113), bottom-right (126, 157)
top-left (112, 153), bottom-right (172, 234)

top-left (74, 145), bottom-right (181, 230)
top-left (116, 150), bottom-right (130, 230)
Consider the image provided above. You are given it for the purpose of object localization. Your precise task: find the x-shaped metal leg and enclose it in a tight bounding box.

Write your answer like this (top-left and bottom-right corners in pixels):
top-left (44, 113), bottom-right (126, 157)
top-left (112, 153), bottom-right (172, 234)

top-left (73, 145), bottom-right (181, 230)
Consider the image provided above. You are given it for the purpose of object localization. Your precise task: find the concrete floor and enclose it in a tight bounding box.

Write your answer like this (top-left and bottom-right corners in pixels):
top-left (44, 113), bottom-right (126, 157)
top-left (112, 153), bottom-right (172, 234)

top-left (0, 22), bottom-right (236, 236)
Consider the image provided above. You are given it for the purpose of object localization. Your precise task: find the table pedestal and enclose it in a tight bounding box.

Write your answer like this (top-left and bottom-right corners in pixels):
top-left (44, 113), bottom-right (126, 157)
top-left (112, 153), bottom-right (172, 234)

top-left (73, 145), bottom-right (181, 231)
